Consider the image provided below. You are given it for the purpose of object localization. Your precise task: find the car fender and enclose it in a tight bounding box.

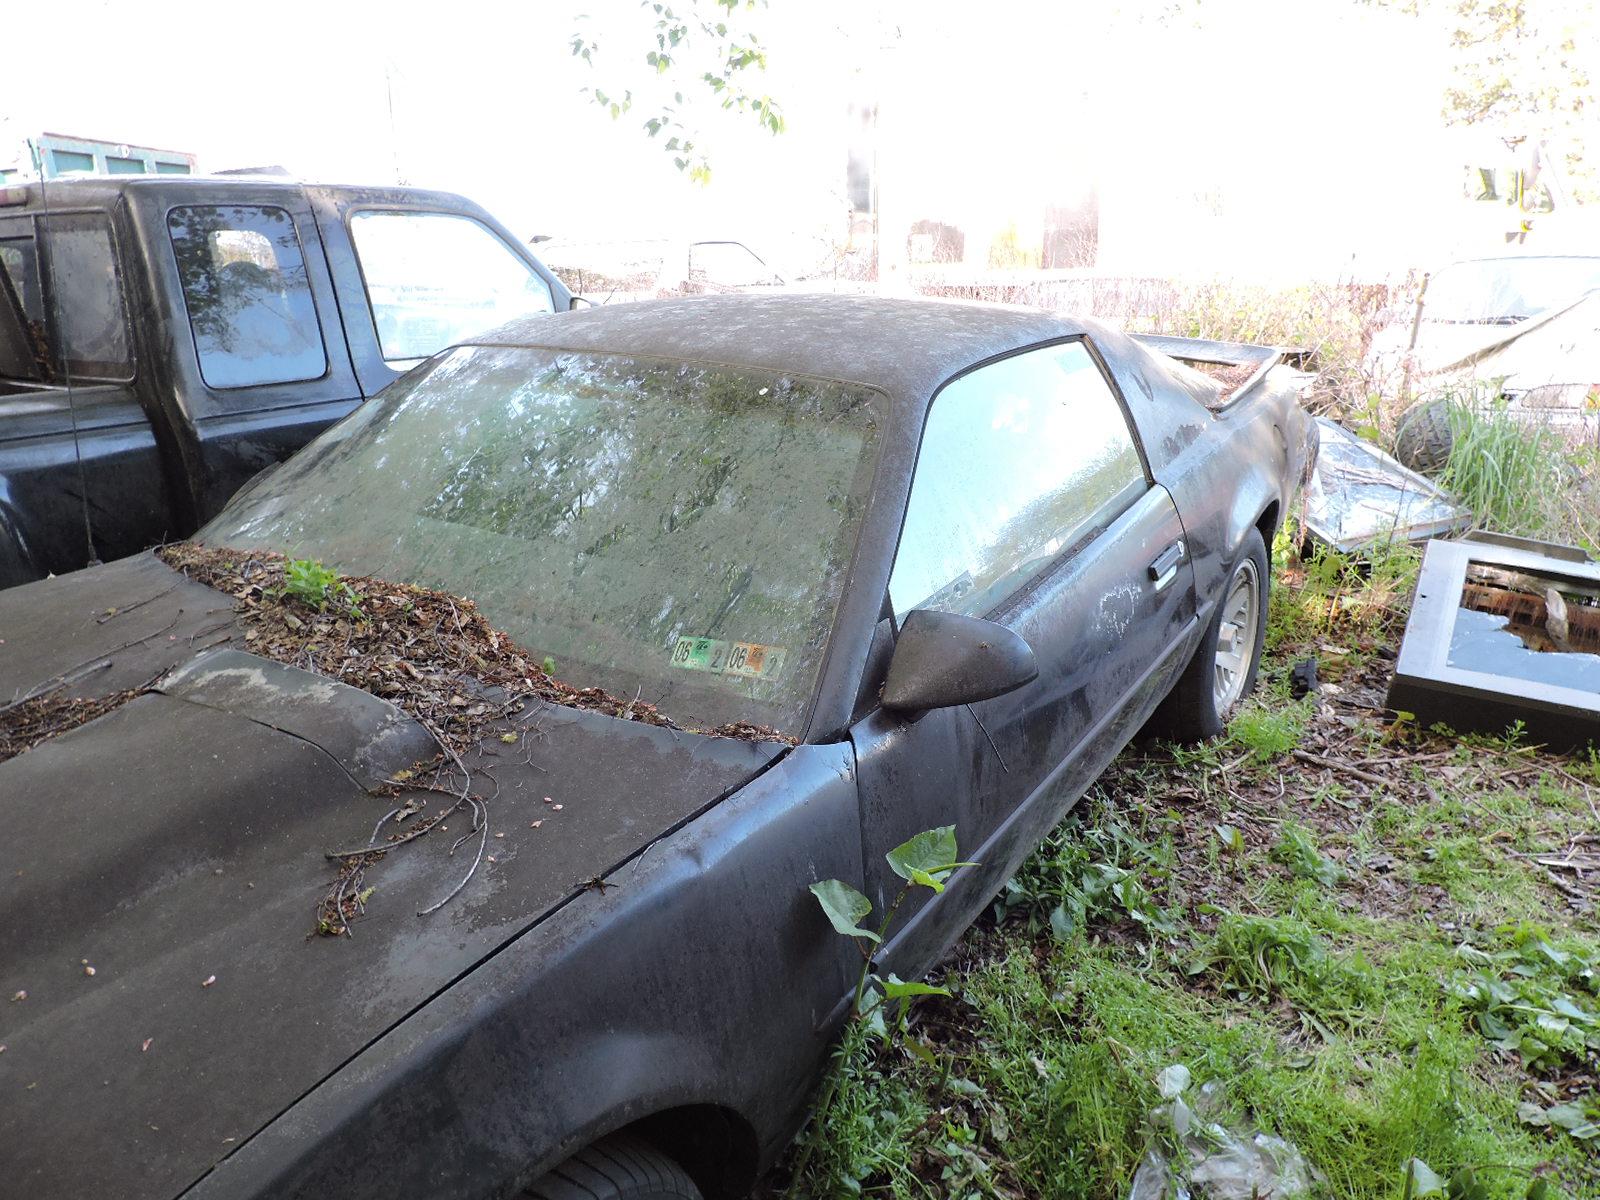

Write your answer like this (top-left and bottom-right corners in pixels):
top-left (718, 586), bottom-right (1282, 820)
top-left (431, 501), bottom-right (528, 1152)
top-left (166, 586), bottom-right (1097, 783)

top-left (0, 484), bottom-right (39, 590)
top-left (184, 743), bottom-right (864, 1200)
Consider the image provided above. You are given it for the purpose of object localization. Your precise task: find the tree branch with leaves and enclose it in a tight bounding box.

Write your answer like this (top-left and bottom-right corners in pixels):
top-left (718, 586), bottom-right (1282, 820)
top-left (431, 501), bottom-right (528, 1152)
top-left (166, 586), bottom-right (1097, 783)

top-left (571, 0), bottom-right (786, 185)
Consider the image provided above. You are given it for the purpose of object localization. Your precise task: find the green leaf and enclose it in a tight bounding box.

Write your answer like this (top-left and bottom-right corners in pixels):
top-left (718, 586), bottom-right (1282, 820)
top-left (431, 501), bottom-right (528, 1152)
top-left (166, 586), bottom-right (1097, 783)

top-left (1551, 996), bottom-right (1593, 1022)
top-left (1517, 1100), bottom-right (1551, 1127)
top-left (904, 1036), bottom-right (938, 1067)
top-left (1048, 902), bottom-right (1075, 942)
top-left (810, 879), bottom-right (879, 944)
top-left (1447, 1167), bottom-right (1489, 1200)
top-left (886, 826), bottom-right (976, 888)
top-left (1525, 1180), bottom-right (1557, 1200)
top-left (1546, 1101), bottom-right (1600, 1139)
top-left (881, 974), bottom-right (950, 1001)
top-left (1406, 1158), bottom-right (1448, 1198)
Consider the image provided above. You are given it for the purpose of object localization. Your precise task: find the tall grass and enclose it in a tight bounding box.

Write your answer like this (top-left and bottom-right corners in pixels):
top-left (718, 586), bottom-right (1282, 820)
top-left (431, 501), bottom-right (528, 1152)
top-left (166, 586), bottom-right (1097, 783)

top-left (1437, 398), bottom-right (1598, 550)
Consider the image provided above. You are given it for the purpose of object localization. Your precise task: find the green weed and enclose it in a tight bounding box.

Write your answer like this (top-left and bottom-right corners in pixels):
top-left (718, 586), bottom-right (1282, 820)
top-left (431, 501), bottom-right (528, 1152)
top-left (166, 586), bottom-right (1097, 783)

top-left (1453, 928), bottom-right (1600, 1076)
top-left (1199, 912), bottom-right (1380, 1022)
top-left (1271, 821), bottom-right (1346, 887)
top-left (277, 557), bottom-right (364, 619)
top-left (1229, 698), bottom-right (1311, 763)
top-left (994, 807), bottom-right (1179, 944)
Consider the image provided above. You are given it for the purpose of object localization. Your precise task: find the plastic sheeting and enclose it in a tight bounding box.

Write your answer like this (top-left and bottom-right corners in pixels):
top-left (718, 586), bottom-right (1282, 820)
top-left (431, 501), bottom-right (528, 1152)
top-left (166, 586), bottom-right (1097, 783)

top-left (1125, 1065), bottom-right (1318, 1200)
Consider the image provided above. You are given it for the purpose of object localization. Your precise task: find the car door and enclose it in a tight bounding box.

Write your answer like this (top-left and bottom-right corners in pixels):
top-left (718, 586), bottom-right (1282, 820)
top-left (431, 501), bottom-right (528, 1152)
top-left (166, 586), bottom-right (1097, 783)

top-left (857, 338), bottom-right (1199, 969)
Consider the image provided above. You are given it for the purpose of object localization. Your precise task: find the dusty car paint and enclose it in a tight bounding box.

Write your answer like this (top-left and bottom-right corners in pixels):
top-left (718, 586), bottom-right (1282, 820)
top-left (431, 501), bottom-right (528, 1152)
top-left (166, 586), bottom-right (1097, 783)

top-left (0, 295), bottom-right (1313, 1200)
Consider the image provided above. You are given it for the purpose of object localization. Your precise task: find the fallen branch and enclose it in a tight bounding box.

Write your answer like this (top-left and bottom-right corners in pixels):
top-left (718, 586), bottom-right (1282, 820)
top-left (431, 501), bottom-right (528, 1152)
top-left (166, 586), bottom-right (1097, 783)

top-left (1291, 749), bottom-right (1389, 788)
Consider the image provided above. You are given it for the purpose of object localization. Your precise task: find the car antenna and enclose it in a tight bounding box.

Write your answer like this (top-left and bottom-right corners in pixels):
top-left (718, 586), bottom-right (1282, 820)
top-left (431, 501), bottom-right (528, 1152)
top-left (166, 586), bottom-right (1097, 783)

top-left (28, 139), bottom-right (98, 567)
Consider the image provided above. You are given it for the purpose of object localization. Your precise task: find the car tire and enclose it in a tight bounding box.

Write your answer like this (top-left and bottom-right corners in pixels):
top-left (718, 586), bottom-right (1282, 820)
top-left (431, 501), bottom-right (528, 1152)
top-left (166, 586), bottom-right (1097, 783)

top-left (524, 1134), bottom-right (703, 1200)
top-left (1394, 398), bottom-right (1454, 475)
top-left (1149, 528), bottom-right (1269, 742)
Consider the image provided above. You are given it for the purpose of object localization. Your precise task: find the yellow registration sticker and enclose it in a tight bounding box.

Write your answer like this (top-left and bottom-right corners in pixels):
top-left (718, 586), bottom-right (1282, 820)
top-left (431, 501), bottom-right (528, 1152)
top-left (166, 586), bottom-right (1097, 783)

top-left (670, 636), bottom-right (786, 680)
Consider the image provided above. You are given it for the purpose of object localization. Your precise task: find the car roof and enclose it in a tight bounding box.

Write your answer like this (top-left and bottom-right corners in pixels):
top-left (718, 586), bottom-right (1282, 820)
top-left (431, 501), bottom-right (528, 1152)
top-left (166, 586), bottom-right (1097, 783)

top-left (466, 293), bottom-right (1080, 403)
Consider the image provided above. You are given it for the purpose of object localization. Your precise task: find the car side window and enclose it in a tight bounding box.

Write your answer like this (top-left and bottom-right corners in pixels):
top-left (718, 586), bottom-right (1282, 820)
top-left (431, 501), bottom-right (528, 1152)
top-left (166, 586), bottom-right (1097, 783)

top-left (888, 340), bottom-right (1146, 621)
top-left (349, 211), bottom-right (555, 363)
top-left (168, 205), bottom-right (328, 391)
top-left (39, 213), bottom-right (133, 382)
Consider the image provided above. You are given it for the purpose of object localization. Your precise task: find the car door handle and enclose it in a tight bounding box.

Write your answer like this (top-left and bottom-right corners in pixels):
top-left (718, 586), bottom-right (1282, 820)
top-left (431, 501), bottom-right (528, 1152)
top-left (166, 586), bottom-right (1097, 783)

top-left (1147, 540), bottom-right (1186, 592)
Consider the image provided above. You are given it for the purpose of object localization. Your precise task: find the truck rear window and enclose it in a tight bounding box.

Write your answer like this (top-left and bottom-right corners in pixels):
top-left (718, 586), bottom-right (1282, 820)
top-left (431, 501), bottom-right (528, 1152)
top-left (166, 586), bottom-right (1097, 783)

top-left (168, 205), bottom-right (327, 391)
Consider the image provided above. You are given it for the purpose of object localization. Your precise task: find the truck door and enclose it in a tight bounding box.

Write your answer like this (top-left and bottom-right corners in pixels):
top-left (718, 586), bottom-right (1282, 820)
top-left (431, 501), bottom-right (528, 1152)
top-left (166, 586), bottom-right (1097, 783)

top-left (0, 207), bottom-right (169, 583)
top-left (135, 186), bottom-right (364, 523)
top-left (308, 188), bottom-right (566, 398)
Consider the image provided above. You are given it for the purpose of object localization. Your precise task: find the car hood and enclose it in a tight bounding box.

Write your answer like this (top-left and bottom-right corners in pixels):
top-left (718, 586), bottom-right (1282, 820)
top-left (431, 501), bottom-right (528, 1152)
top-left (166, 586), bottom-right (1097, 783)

top-left (0, 553), bottom-right (786, 1200)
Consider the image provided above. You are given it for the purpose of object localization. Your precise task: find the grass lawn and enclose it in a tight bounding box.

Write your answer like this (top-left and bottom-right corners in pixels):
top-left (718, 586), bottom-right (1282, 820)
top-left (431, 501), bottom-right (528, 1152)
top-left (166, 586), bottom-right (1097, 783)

top-left (781, 533), bottom-right (1600, 1200)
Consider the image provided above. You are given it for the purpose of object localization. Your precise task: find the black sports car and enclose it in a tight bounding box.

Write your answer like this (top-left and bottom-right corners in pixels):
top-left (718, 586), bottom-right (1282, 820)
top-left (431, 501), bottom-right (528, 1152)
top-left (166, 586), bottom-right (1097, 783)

top-left (0, 295), bottom-right (1315, 1200)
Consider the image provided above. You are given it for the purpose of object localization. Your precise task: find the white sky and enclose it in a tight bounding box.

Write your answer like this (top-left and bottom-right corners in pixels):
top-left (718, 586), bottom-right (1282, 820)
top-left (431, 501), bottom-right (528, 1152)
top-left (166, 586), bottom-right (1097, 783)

top-left (4, 0), bottom-right (1563, 277)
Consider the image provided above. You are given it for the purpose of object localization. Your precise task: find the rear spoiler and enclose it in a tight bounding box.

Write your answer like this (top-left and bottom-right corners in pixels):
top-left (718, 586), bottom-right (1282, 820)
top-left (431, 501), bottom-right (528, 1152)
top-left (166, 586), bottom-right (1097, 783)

top-left (1130, 333), bottom-right (1312, 372)
top-left (1130, 333), bottom-right (1312, 411)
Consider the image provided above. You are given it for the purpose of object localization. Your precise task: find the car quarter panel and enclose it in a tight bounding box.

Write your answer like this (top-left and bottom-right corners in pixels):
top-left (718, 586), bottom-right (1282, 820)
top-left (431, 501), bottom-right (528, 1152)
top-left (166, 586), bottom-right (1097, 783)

top-left (1090, 322), bottom-right (1311, 610)
top-left (184, 743), bottom-right (864, 1200)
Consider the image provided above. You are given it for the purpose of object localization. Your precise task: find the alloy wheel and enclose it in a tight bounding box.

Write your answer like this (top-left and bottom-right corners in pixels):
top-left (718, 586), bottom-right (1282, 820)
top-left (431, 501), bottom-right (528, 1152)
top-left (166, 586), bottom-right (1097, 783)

top-left (1212, 558), bottom-right (1261, 714)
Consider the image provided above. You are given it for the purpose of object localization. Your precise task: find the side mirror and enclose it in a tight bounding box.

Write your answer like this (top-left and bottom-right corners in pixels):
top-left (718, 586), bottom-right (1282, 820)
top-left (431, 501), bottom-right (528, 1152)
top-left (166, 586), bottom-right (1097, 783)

top-left (569, 294), bottom-right (595, 310)
top-left (881, 609), bottom-right (1038, 713)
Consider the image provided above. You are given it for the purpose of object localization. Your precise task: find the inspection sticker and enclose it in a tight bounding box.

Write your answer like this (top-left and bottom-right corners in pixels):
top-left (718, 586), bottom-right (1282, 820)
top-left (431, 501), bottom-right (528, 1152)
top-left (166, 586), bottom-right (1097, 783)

top-left (670, 636), bottom-right (786, 680)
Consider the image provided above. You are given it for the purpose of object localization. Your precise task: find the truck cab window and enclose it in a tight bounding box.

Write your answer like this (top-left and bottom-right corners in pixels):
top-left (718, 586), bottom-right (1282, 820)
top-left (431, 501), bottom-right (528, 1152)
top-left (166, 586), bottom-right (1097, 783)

top-left (349, 210), bottom-right (555, 363)
top-left (0, 237), bottom-right (47, 382)
top-left (40, 214), bottom-right (133, 382)
top-left (168, 205), bottom-right (328, 391)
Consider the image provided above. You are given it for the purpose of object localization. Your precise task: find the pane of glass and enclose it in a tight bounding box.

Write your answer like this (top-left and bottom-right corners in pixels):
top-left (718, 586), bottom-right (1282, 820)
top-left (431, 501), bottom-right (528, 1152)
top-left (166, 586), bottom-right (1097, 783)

top-left (202, 347), bottom-right (881, 734)
top-left (50, 149), bottom-right (95, 175)
top-left (106, 156), bottom-right (146, 175)
top-left (890, 341), bottom-right (1145, 619)
top-left (168, 205), bottom-right (327, 390)
top-left (155, 162), bottom-right (191, 175)
top-left (0, 236), bottom-right (45, 381)
top-left (0, 238), bottom-right (44, 324)
top-left (350, 211), bottom-right (555, 362)
top-left (1448, 563), bottom-right (1600, 692)
top-left (41, 214), bottom-right (131, 380)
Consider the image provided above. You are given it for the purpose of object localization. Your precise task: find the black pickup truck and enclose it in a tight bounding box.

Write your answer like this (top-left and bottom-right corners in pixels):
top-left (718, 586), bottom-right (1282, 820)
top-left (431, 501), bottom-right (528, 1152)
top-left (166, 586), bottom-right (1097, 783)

top-left (0, 176), bottom-right (571, 587)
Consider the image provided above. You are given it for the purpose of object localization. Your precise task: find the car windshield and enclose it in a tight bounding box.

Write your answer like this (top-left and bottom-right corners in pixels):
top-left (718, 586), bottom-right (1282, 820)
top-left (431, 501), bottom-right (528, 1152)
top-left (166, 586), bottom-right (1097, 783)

top-left (1423, 257), bottom-right (1600, 323)
top-left (200, 345), bottom-right (881, 735)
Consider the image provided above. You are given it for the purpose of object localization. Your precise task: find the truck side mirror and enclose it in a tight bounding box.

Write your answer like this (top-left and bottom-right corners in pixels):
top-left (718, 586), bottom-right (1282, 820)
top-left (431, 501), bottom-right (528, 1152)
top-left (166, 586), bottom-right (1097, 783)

top-left (881, 609), bottom-right (1037, 713)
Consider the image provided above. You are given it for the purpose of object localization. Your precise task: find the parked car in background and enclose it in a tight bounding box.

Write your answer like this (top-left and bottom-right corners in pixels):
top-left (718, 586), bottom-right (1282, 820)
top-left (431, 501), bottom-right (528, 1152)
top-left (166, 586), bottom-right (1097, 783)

top-left (0, 174), bottom-right (570, 587)
top-left (1369, 255), bottom-right (1600, 458)
top-left (540, 236), bottom-right (794, 303)
top-left (0, 295), bottom-right (1314, 1200)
